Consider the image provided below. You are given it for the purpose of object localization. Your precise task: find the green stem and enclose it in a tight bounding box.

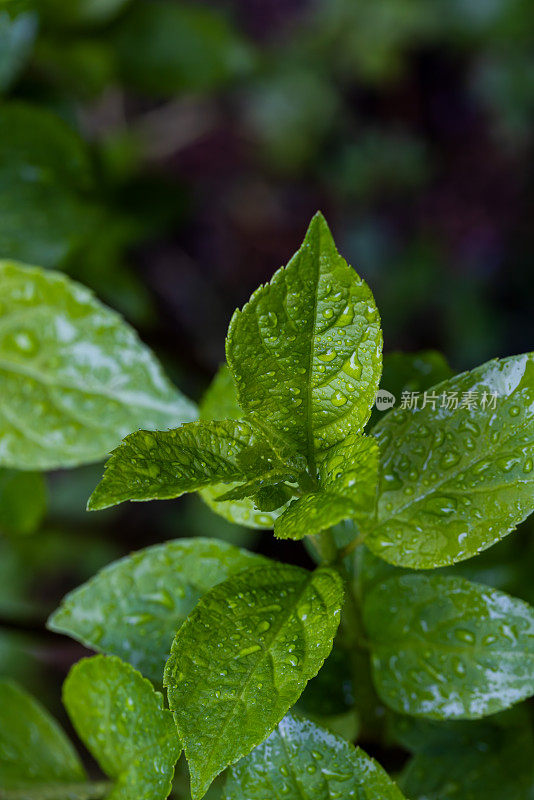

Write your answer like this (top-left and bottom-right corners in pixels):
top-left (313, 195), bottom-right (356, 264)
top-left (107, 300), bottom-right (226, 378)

top-left (308, 528), bottom-right (338, 564)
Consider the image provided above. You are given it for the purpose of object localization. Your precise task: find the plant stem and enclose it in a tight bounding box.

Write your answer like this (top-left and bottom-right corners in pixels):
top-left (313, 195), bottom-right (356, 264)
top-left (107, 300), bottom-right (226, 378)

top-left (308, 528), bottom-right (338, 564)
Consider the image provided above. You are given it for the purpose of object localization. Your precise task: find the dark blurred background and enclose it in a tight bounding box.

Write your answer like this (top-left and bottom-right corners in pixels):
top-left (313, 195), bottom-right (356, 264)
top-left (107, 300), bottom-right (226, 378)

top-left (1, 0), bottom-right (534, 782)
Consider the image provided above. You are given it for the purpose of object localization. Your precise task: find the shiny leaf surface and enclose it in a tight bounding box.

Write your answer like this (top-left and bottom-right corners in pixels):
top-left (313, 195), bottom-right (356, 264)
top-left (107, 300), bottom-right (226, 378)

top-left (226, 212), bottom-right (382, 472)
top-left (88, 420), bottom-right (290, 511)
top-left (364, 574), bottom-right (534, 718)
top-left (275, 433), bottom-right (378, 539)
top-left (367, 354), bottom-right (534, 567)
top-left (0, 262), bottom-right (196, 470)
top-left (48, 538), bottom-right (266, 681)
top-left (63, 655), bottom-right (181, 800)
top-left (164, 564), bottom-right (343, 799)
top-left (223, 712), bottom-right (406, 800)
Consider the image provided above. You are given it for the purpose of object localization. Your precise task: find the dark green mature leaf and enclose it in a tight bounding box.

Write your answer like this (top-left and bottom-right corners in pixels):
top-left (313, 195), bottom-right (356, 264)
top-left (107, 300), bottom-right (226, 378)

top-left (367, 353), bottom-right (534, 567)
top-left (0, 10), bottom-right (37, 91)
top-left (395, 710), bottom-right (534, 800)
top-left (0, 679), bottom-right (88, 795)
top-left (0, 468), bottom-right (46, 535)
top-left (88, 419), bottom-right (292, 511)
top-left (164, 564), bottom-right (344, 799)
top-left (63, 655), bottom-right (181, 800)
top-left (224, 712), bottom-right (406, 800)
top-left (199, 364), bottom-right (286, 529)
top-left (48, 538), bottom-right (266, 681)
top-left (226, 212), bottom-right (382, 473)
top-left (363, 574), bottom-right (534, 719)
top-left (0, 262), bottom-right (196, 470)
top-left (275, 433), bottom-right (378, 539)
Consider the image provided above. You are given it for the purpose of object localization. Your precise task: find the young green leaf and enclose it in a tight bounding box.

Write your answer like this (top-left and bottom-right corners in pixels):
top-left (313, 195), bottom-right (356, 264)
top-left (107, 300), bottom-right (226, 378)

top-left (226, 212), bottom-right (382, 473)
top-left (48, 538), bottom-right (266, 681)
top-left (0, 468), bottom-right (46, 535)
top-left (63, 655), bottom-right (181, 800)
top-left (275, 433), bottom-right (379, 539)
top-left (223, 712), bottom-right (406, 800)
top-left (0, 262), bottom-right (197, 470)
top-left (367, 353), bottom-right (534, 567)
top-left (0, 678), bottom-right (91, 797)
top-left (88, 419), bottom-right (294, 511)
top-left (164, 563), bottom-right (344, 799)
top-left (363, 574), bottom-right (534, 719)
top-left (199, 363), bottom-right (286, 529)
top-left (395, 710), bottom-right (534, 800)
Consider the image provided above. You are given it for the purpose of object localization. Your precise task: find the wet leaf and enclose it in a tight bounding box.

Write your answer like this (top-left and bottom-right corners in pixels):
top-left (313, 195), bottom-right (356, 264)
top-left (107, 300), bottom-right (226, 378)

top-left (199, 364), bottom-right (285, 529)
top-left (88, 420), bottom-right (292, 511)
top-left (226, 212), bottom-right (382, 472)
top-left (223, 712), bottom-right (406, 800)
top-left (0, 261), bottom-right (196, 470)
top-left (363, 574), bottom-right (534, 719)
top-left (63, 655), bottom-right (181, 800)
top-left (0, 679), bottom-right (87, 794)
top-left (275, 433), bottom-right (378, 540)
top-left (367, 353), bottom-right (534, 567)
top-left (48, 538), bottom-right (266, 681)
top-left (164, 564), bottom-right (343, 799)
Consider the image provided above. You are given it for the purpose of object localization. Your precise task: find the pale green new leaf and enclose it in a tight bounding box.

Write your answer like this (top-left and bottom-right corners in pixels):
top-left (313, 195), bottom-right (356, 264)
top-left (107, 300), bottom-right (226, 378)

top-left (363, 574), bottom-right (534, 719)
top-left (63, 655), bottom-right (181, 800)
top-left (275, 433), bottom-right (379, 540)
top-left (48, 538), bottom-right (266, 681)
top-left (224, 713), bottom-right (406, 800)
top-left (164, 564), bottom-right (344, 799)
top-left (88, 419), bottom-right (291, 511)
top-left (0, 262), bottom-right (196, 470)
top-left (0, 468), bottom-right (46, 535)
top-left (367, 353), bottom-right (534, 567)
top-left (0, 679), bottom-right (88, 796)
top-left (199, 363), bottom-right (286, 529)
top-left (226, 212), bottom-right (382, 472)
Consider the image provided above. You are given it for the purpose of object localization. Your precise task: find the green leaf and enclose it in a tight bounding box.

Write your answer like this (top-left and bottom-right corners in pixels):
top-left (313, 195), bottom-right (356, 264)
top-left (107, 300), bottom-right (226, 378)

top-left (223, 712), bottom-right (406, 800)
top-left (395, 710), bottom-right (534, 800)
top-left (88, 419), bottom-right (293, 511)
top-left (199, 364), bottom-right (285, 529)
top-left (0, 468), bottom-right (46, 535)
top-left (0, 10), bottom-right (37, 91)
top-left (367, 353), bottom-right (534, 568)
top-left (275, 433), bottom-right (379, 540)
top-left (48, 538), bottom-right (266, 681)
top-left (363, 574), bottom-right (534, 719)
top-left (0, 678), bottom-right (87, 794)
top-left (63, 655), bottom-right (181, 800)
top-left (164, 564), bottom-right (344, 799)
top-left (226, 212), bottom-right (382, 472)
top-left (0, 261), bottom-right (196, 470)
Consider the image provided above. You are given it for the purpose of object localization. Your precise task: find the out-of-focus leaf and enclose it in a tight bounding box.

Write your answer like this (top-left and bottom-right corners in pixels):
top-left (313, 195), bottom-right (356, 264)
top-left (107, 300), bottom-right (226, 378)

top-left (0, 468), bottom-right (46, 535)
top-left (115, 0), bottom-right (253, 96)
top-left (0, 10), bottom-right (37, 91)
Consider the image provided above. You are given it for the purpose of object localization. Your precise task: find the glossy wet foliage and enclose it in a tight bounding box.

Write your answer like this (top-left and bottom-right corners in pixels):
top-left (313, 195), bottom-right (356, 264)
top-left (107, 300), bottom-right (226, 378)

top-left (2, 212), bottom-right (534, 799)
top-left (164, 564), bottom-right (343, 799)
